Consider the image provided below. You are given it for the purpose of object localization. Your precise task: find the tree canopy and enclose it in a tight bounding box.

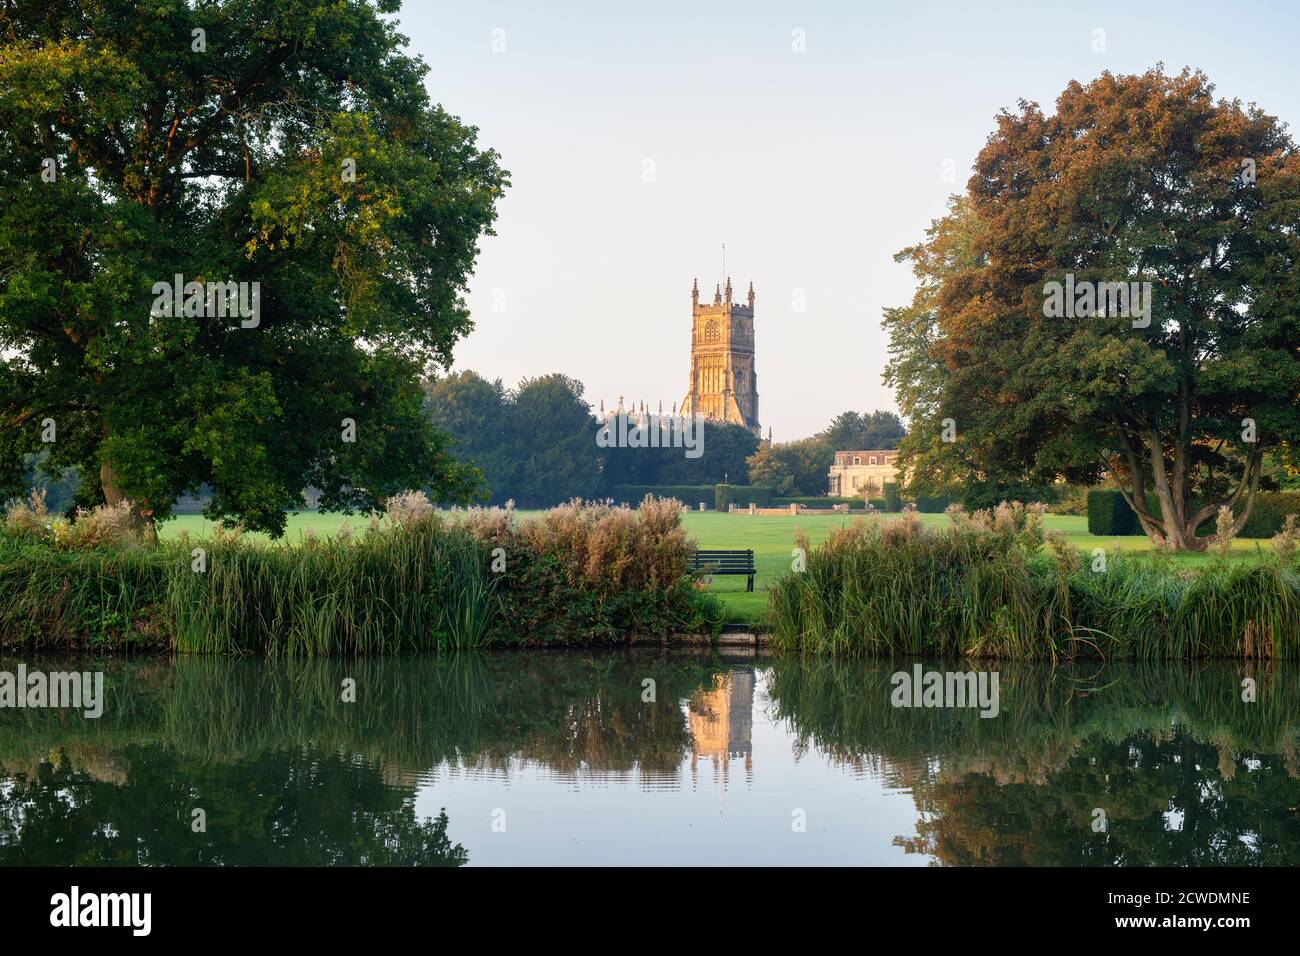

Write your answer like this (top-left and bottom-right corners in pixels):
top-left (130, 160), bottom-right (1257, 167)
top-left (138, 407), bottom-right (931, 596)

top-left (0, 0), bottom-right (507, 534)
top-left (424, 370), bottom-right (601, 508)
top-left (743, 410), bottom-right (906, 497)
top-left (885, 67), bottom-right (1300, 548)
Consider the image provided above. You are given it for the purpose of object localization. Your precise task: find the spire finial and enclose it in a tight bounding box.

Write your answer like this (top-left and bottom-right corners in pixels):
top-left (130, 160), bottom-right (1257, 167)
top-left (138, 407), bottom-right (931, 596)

top-left (747, 281), bottom-right (755, 309)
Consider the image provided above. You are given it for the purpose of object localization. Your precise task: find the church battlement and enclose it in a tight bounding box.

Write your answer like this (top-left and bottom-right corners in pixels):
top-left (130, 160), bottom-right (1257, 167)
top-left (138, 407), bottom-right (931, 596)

top-left (596, 275), bottom-right (764, 439)
top-left (680, 276), bottom-right (761, 436)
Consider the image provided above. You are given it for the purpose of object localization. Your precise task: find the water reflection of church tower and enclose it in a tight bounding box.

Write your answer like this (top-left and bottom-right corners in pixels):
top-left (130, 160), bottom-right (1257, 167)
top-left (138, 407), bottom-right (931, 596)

top-left (688, 670), bottom-right (754, 784)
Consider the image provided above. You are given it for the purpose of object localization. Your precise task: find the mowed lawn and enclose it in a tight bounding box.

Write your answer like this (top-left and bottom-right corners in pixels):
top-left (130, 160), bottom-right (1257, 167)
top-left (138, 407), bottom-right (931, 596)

top-left (158, 510), bottom-right (1277, 627)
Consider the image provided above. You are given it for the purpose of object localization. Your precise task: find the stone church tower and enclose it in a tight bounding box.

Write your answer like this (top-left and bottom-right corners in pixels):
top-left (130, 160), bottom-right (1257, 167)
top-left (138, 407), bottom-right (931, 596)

top-left (679, 277), bottom-right (760, 435)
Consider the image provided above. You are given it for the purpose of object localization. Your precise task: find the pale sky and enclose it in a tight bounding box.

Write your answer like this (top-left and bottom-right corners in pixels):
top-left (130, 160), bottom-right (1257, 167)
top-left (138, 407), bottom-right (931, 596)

top-left (401, 0), bottom-right (1300, 440)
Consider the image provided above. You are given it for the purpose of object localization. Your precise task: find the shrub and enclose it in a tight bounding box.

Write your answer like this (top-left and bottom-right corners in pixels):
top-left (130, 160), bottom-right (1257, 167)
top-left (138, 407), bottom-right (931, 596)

top-left (914, 495), bottom-right (954, 513)
top-left (68, 501), bottom-right (140, 549)
top-left (0, 494), bottom-right (711, 653)
top-left (608, 484), bottom-right (715, 508)
top-left (0, 534), bottom-right (171, 649)
top-left (384, 489), bottom-right (436, 530)
top-left (882, 482), bottom-right (902, 512)
top-left (1087, 489), bottom-right (1140, 536)
top-left (5, 490), bottom-right (142, 550)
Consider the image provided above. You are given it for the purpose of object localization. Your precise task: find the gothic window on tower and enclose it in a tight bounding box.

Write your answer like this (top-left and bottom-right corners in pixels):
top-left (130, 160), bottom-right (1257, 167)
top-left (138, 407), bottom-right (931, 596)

top-left (704, 320), bottom-right (719, 342)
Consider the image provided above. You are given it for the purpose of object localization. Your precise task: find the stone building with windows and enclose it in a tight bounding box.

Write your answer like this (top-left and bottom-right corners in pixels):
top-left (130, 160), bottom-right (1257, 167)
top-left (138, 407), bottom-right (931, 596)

top-left (827, 449), bottom-right (900, 496)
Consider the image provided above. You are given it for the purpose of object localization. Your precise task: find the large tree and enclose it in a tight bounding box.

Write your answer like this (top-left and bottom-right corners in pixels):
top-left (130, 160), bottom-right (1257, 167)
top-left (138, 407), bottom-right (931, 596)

top-left (599, 419), bottom-right (759, 487)
top-left (886, 68), bottom-right (1300, 549)
top-left (821, 410), bottom-right (906, 452)
top-left (425, 370), bottom-right (601, 507)
top-left (0, 0), bottom-right (506, 535)
top-left (746, 437), bottom-right (832, 497)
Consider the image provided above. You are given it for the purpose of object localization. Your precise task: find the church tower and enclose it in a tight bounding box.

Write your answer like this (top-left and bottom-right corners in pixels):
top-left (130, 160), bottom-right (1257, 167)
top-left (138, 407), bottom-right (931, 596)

top-left (679, 277), bottom-right (760, 435)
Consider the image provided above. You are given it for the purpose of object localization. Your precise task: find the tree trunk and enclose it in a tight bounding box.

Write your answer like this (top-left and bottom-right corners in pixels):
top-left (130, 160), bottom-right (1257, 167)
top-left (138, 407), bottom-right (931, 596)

top-left (99, 460), bottom-right (155, 541)
top-left (99, 460), bottom-right (127, 508)
top-left (1107, 430), bottom-right (1263, 551)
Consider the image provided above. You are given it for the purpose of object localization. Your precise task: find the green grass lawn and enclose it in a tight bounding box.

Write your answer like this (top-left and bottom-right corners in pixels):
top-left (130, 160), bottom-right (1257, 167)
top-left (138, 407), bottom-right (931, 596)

top-left (159, 509), bottom-right (1277, 627)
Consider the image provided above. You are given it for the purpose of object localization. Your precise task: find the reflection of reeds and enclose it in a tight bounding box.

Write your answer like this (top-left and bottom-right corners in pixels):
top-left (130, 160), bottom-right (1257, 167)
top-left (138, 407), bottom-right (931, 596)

top-left (765, 656), bottom-right (1300, 783)
top-left (766, 516), bottom-right (1300, 659)
top-left (0, 652), bottom-right (725, 778)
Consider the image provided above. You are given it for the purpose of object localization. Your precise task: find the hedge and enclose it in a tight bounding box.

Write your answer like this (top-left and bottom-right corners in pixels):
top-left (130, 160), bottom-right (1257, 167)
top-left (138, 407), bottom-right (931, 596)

top-left (883, 482), bottom-right (902, 512)
top-left (1241, 492), bottom-right (1300, 538)
top-left (1087, 489), bottom-right (1140, 536)
top-left (1085, 489), bottom-right (1300, 539)
top-left (714, 484), bottom-right (778, 511)
top-left (914, 495), bottom-right (954, 514)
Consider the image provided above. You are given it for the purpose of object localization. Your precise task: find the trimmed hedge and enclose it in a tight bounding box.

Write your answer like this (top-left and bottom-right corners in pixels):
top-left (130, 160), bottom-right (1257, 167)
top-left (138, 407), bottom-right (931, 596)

top-left (714, 484), bottom-right (778, 511)
top-left (1087, 489), bottom-right (1140, 535)
top-left (883, 482), bottom-right (902, 512)
top-left (1085, 489), bottom-right (1300, 539)
top-left (914, 495), bottom-right (954, 514)
top-left (1241, 492), bottom-right (1300, 538)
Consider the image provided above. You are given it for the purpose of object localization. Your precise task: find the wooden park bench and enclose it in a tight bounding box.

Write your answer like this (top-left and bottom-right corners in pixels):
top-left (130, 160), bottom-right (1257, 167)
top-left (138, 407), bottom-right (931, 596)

top-left (690, 548), bottom-right (756, 592)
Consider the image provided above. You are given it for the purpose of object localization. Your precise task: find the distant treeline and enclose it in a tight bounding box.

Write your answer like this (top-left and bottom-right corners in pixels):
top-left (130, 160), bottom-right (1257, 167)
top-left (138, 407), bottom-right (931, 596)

top-left (16, 375), bottom-right (910, 514)
top-left (424, 371), bottom-right (907, 507)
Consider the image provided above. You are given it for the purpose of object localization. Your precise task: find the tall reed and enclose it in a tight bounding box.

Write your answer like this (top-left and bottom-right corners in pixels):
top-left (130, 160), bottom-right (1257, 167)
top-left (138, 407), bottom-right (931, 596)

top-left (767, 504), bottom-right (1300, 660)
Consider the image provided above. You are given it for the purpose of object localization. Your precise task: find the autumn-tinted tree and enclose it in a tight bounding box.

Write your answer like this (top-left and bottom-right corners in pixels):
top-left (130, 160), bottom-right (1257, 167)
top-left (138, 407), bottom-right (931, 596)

top-left (886, 68), bottom-right (1300, 549)
top-left (0, 1), bottom-right (506, 534)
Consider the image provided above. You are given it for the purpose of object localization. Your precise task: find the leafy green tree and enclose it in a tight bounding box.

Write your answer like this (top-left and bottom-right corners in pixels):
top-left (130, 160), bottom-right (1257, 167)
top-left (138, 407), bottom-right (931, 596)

top-left (657, 421), bottom-right (759, 484)
top-left (746, 436), bottom-right (832, 496)
top-left (509, 374), bottom-right (601, 507)
top-left (885, 68), bottom-right (1300, 548)
top-left (821, 410), bottom-right (906, 451)
top-left (422, 370), bottom-right (509, 500)
top-left (600, 419), bottom-right (759, 487)
top-left (0, 0), bottom-right (506, 535)
top-left (426, 371), bottom-right (601, 507)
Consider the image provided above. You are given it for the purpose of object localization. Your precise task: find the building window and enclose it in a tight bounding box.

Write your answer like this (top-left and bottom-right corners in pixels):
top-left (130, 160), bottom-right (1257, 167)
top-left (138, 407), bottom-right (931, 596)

top-left (869, 456), bottom-right (877, 466)
top-left (704, 320), bottom-right (719, 343)
top-left (852, 456), bottom-right (861, 465)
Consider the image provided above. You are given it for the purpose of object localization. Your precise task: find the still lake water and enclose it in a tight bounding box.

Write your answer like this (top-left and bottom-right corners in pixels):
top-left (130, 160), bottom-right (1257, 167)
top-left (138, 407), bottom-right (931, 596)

top-left (1, 650), bottom-right (1298, 866)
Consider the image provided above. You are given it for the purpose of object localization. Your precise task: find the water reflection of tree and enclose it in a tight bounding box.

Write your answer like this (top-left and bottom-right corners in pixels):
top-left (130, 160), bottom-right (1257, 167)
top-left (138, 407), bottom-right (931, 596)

top-left (0, 651), bottom-right (727, 864)
top-left (767, 658), bottom-right (1300, 866)
top-left (0, 748), bottom-right (466, 866)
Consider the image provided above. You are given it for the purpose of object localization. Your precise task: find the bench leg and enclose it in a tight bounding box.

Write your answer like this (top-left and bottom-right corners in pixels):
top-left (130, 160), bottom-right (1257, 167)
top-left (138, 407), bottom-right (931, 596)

top-left (747, 574), bottom-right (754, 592)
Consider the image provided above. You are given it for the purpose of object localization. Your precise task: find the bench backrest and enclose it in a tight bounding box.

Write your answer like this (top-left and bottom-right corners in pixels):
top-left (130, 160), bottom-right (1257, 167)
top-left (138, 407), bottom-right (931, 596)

top-left (691, 549), bottom-right (755, 570)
